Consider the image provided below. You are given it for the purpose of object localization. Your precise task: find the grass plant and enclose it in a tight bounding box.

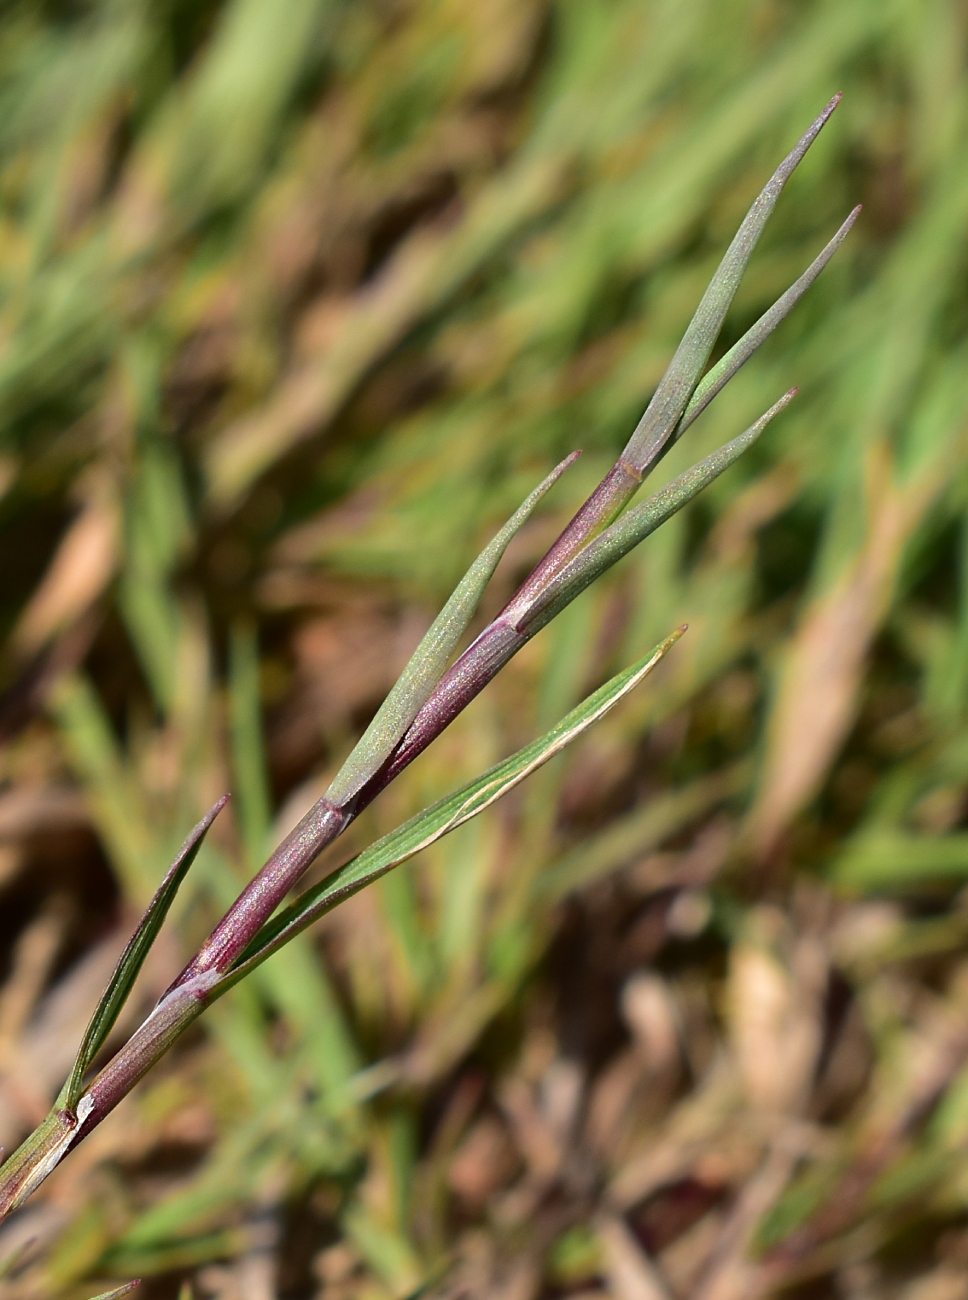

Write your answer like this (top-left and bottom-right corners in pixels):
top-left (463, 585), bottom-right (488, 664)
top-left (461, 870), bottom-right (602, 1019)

top-left (0, 4), bottom-right (965, 1299)
top-left (0, 82), bottom-right (848, 1243)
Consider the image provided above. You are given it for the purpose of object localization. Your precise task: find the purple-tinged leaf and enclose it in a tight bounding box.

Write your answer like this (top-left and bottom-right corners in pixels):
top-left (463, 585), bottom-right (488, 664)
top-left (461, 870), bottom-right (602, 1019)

top-left (504, 98), bottom-right (846, 611)
top-left (521, 390), bottom-right (798, 635)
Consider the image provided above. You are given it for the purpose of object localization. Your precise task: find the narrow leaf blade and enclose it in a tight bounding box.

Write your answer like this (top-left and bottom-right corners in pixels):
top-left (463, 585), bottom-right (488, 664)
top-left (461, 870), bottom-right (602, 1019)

top-left (621, 94), bottom-right (840, 477)
top-left (60, 797), bottom-right (228, 1111)
top-left (87, 1285), bottom-right (140, 1300)
top-left (326, 454), bottom-right (578, 806)
top-left (213, 629), bottom-right (684, 994)
top-left (672, 205), bottom-right (861, 444)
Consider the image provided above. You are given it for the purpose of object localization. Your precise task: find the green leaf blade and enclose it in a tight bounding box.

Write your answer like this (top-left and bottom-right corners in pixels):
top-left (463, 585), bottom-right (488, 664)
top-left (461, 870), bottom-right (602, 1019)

top-left (60, 797), bottom-right (228, 1112)
top-left (621, 93), bottom-right (840, 477)
top-left (673, 204), bottom-right (861, 444)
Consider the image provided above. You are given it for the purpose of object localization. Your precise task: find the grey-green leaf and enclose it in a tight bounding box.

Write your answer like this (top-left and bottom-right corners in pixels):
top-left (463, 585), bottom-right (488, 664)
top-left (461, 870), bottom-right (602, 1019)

top-left (59, 798), bottom-right (228, 1112)
top-left (212, 628), bottom-right (684, 994)
top-left (671, 204), bottom-right (861, 447)
top-left (522, 390), bottom-right (797, 636)
top-left (621, 93), bottom-right (840, 477)
top-left (325, 453), bottom-right (579, 807)
top-left (86, 1285), bottom-right (140, 1299)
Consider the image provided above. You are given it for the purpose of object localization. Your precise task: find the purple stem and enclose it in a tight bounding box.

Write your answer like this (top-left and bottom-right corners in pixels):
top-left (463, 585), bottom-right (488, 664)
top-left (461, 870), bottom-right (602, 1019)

top-left (167, 450), bottom-right (634, 991)
top-left (0, 94), bottom-right (854, 1224)
top-left (170, 798), bottom-right (349, 984)
top-left (164, 94), bottom-right (850, 997)
top-left (501, 460), bottom-right (642, 623)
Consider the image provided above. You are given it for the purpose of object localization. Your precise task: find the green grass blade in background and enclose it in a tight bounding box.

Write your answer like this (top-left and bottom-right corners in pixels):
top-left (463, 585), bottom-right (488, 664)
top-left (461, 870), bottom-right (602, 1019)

top-left (229, 621), bottom-right (273, 863)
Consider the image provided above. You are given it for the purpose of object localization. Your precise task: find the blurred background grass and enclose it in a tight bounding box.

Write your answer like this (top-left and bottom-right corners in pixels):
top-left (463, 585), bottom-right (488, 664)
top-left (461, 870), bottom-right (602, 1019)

top-left (0, 1), bottom-right (967, 1297)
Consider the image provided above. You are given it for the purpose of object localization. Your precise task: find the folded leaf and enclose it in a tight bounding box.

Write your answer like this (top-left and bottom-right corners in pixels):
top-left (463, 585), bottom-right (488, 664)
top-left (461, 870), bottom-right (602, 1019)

top-left (326, 453), bottom-right (578, 807)
top-left (212, 628), bottom-right (685, 995)
top-left (59, 797), bottom-right (228, 1111)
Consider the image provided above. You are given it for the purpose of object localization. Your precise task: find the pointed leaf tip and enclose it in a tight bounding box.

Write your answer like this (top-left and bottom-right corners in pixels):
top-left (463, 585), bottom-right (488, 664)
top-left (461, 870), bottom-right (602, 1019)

top-left (60, 798), bottom-right (227, 1110)
top-left (785, 92), bottom-right (842, 173)
top-left (326, 456), bottom-right (577, 806)
top-left (621, 96), bottom-right (842, 478)
top-left (87, 1284), bottom-right (140, 1300)
top-left (672, 206), bottom-right (854, 446)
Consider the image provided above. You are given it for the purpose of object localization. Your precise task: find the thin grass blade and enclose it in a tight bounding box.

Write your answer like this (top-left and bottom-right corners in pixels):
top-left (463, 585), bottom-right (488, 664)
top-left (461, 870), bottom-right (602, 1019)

top-left (671, 205), bottom-right (861, 444)
top-left (621, 93), bottom-right (840, 477)
top-left (326, 453), bottom-right (579, 806)
top-left (59, 797), bottom-right (229, 1111)
top-left (87, 1285), bottom-right (140, 1300)
top-left (522, 390), bottom-right (797, 635)
top-left (213, 629), bottom-right (684, 993)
